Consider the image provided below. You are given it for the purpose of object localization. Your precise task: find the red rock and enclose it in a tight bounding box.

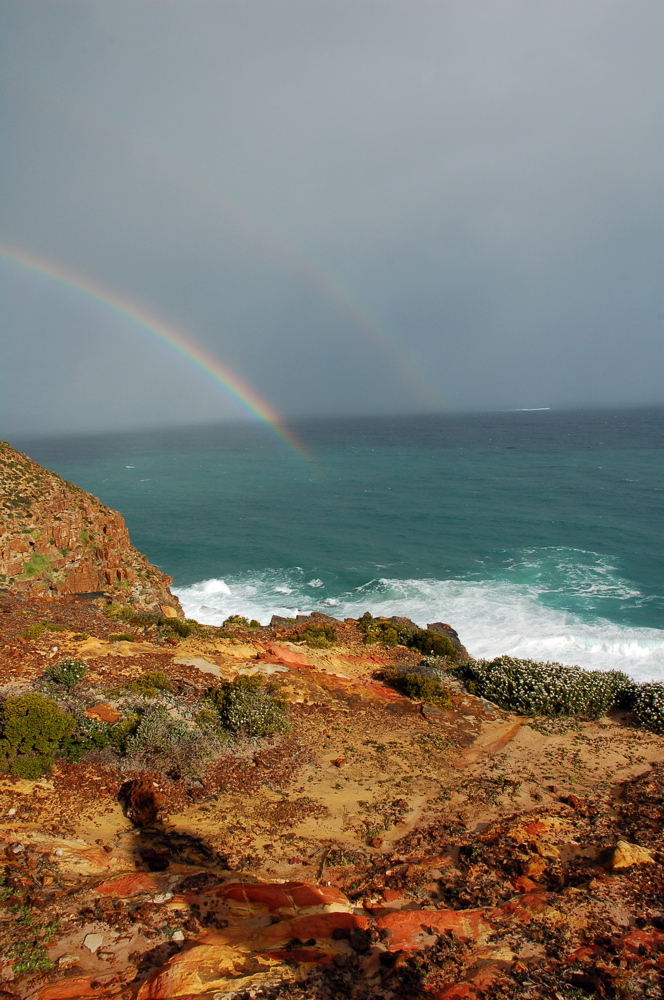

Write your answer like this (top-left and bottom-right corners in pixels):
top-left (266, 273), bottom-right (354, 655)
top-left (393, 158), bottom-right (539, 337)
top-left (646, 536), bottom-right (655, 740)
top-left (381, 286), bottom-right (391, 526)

top-left (511, 875), bottom-right (539, 894)
top-left (382, 888), bottom-right (403, 902)
top-left (96, 872), bottom-right (167, 897)
top-left (376, 907), bottom-right (491, 951)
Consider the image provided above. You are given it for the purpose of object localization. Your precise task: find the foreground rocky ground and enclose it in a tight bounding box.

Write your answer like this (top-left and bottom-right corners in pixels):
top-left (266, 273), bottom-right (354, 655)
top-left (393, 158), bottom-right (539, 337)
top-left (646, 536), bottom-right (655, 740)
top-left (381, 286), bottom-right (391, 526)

top-left (0, 594), bottom-right (663, 999)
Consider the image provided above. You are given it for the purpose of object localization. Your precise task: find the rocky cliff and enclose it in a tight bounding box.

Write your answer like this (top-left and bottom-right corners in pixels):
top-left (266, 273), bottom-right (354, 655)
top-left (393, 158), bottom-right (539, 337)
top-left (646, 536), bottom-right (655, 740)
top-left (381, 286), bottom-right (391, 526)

top-left (0, 441), bottom-right (181, 613)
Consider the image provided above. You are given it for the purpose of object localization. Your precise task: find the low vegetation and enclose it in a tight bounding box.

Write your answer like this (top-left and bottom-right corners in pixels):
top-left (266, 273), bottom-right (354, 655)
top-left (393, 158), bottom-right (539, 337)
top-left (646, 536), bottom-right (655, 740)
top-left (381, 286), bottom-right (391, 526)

top-left (455, 655), bottom-right (664, 732)
top-left (207, 675), bottom-right (290, 737)
top-left (384, 663), bottom-right (452, 708)
top-left (358, 613), bottom-right (459, 660)
top-left (124, 706), bottom-right (215, 778)
top-left (300, 622), bottom-right (337, 648)
top-left (44, 657), bottom-right (88, 687)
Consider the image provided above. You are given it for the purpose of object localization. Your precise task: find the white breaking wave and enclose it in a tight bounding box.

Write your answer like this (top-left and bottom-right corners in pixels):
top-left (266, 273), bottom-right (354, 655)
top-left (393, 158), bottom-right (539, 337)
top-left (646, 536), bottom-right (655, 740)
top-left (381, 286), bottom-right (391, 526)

top-left (174, 568), bottom-right (664, 682)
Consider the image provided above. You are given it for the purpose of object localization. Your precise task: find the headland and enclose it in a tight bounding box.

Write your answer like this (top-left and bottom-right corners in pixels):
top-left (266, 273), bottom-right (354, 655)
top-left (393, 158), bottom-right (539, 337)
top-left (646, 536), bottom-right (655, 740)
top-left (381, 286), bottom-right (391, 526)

top-left (0, 442), bottom-right (662, 999)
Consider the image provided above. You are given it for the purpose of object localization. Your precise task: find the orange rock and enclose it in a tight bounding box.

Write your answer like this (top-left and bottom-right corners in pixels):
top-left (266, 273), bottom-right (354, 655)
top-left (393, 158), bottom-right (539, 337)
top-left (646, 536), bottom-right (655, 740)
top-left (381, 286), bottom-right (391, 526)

top-left (511, 875), bottom-right (539, 894)
top-left (609, 840), bottom-right (655, 869)
top-left (85, 704), bottom-right (122, 724)
top-left (375, 907), bottom-right (491, 951)
top-left (259, 644), bottom-right (313, 668)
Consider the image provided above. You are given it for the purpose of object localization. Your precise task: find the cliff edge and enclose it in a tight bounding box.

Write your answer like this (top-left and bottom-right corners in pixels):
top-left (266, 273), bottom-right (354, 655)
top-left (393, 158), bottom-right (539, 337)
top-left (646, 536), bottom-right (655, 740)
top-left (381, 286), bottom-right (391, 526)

top-left (0, 441), bottom-right (181, 613)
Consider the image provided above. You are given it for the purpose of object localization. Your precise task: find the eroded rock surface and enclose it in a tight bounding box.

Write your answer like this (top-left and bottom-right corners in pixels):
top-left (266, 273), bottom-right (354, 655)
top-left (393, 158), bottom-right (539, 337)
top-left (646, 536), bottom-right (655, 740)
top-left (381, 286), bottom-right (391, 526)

top-left (0, 441), bottom-right (180, 612)
top-left (0, 594), bottom-right (662, 998)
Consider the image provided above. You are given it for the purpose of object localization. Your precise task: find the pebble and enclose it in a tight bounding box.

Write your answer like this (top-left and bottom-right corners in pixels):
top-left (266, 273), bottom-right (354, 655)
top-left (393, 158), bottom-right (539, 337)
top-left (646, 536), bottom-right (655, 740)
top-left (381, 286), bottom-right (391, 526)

top-left (172, 930), bottom-right (185, 942)
top-left (83, 934), bottom-right (104, 954)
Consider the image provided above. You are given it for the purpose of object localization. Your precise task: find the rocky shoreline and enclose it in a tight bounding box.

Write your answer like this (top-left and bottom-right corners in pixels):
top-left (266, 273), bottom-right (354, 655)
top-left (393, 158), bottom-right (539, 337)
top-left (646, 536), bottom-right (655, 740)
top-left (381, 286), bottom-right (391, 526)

top-left (0, 595), bottom-right (662, 999)
top-left (0, 445), bottom-right (663, 998)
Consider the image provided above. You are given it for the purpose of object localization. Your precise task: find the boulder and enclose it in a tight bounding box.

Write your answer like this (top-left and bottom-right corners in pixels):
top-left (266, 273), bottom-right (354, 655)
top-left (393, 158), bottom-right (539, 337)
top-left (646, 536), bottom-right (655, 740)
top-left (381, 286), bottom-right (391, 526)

top-left (609, 840), bottom-right (655, 870)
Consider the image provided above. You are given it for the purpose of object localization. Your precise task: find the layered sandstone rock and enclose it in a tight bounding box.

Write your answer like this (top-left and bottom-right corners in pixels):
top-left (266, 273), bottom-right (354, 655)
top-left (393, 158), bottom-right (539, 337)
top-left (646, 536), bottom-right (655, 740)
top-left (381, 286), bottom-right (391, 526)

top-left (0, 441), bottom-right (181, 613)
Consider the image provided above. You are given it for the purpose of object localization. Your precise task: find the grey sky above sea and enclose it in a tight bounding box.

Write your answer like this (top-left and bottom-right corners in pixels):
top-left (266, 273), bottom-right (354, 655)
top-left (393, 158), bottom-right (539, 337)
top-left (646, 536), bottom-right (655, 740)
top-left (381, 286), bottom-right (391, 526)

top-left (2, 1), bottom-right (664, 436)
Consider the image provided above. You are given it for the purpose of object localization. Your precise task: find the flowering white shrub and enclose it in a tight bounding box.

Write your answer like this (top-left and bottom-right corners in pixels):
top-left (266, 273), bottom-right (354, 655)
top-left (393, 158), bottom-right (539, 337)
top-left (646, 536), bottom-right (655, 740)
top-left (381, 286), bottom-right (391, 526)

top-left (632, 683), bottom-right (664, 734)
top-left (208, 676), bottom-right (290, 737)
top-left (460, 656), bottom-right (631, 720)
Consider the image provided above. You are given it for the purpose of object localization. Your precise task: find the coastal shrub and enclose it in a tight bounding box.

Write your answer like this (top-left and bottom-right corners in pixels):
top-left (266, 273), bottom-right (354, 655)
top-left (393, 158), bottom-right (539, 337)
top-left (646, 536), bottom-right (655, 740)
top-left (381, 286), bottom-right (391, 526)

top-left (11, 756), bottom-right (47, 780)
top-left (0, 694), bottom-right (75, 777)
top-left (405, 629), bottom-right (458, 660)
top-left (125, 706), bottom-right (214, 778)
top-left (162, 617), bottom-right (193, 638)
top-left (358, 614), bottom-right (458, 659)
top-left (632, 683), bottom-right (664, 734)
top-left (361, 618), bottom-right (399, 647)
top-left (458, 656), bottom-right (631, 720)
top-left (64, 712), bottom-right (140, 761)
top-left (384, 664), bottom-right (451, 708)
top-left (223, 615), bottom-right (250, 627)
top-left (300, 623), bottom-right (337, 648)
top-left (126, 671), bottom-right (173, 698)
top-left (19, 622), bottom-right (46, 640)
top-left (44, 658), bottom-right (87, 687)
top-left (104, 604), bottom-right (134, 621)
top-left (208, 675), bottom-right (290, 737)
top-left (109, 632), bottom-right (139, 642)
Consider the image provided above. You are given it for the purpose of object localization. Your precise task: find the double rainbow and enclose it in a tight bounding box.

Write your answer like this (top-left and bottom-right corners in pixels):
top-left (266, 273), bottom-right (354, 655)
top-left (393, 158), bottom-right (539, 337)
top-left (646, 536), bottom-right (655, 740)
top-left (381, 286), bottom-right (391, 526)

top-left (0, 243), bottom-right (310, 462)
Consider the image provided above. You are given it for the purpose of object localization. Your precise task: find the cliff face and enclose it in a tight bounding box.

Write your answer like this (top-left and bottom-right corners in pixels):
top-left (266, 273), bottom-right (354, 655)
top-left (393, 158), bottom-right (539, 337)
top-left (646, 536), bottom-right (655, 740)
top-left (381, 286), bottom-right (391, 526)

top-left (0, 441), bottom-right (181, 613)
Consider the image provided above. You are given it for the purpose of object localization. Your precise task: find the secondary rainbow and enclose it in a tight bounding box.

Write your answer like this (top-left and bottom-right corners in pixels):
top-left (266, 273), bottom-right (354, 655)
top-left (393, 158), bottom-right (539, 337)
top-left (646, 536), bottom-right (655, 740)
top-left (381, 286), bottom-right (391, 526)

top-left (0, 243), bottom-right (310, 462)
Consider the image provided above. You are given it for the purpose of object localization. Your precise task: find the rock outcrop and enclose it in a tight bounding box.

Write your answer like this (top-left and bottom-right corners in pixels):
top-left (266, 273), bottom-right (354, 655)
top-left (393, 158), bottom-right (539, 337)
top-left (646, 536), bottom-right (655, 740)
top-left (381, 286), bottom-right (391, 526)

top-left (0, 441), bottom-right (181, 613)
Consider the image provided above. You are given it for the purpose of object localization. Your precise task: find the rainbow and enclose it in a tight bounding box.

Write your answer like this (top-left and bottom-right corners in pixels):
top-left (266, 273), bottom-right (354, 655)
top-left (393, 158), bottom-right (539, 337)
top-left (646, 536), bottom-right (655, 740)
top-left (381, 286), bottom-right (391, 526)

top-left (0, 243), bottom-right (311, 462)
top-left (42, 90), bottom-right (444, 410)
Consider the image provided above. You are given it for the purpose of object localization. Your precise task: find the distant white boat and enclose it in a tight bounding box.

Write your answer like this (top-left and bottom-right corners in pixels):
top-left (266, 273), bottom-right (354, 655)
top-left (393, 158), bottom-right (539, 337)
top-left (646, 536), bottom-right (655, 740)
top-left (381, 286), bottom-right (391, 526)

top-left (504, 407), bottom-right (551, 412)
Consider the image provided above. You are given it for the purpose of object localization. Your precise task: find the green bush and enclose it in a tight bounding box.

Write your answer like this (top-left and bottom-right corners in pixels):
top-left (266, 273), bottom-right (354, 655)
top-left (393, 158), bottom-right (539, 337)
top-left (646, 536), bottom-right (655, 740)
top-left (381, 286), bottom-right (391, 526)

top-left (126, 671), bottom-right (173, 698)
top-left (384, 664), bottom-right (451, 708)
top-left (104, 603), bottom-right (134, 621)
top-left (300, 623), bottom-right (337, 648)
top-left (223, 615), bottom-right (250, 627)
top-left (109, 633), bottom-right (139, 643)
top-left (357, 615), bottom-right (458, 659)
top-left (19, 622), bottom-right (46, 640)
top-left (632, 683), bottom-right (664, 734)
top-left (405, 629), bottom-right (458, 660)
top-left (64, 712), bottom-right (140, 761)
top-left (45, 658), bottom-right (88, 687)
top-left (458, 656), bottom-right (631, 720)
top-left (10, 756), bottom-right (49, 780)
top-left (162, 618), bottom-right (193, 638)
top-left (0, 694), bottom-right (75, 776)
top-left (125, 706), bottom-right (214, 778)
top-left (360, 618), bottom-right (399, 647)
top-left (209, 675), bottom-right (290, 737)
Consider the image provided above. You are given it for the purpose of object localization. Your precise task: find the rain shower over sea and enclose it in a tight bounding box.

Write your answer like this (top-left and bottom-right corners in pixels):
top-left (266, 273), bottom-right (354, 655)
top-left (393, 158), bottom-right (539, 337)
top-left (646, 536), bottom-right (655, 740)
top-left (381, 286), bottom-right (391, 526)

top-left (19, 408), bottom-right (664, 682)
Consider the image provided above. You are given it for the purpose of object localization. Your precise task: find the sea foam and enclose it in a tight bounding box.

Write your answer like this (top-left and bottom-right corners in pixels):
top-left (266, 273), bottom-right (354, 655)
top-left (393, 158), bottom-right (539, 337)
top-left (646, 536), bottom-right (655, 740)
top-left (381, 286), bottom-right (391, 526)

top-left (174, 563), bottom-right (664, 682)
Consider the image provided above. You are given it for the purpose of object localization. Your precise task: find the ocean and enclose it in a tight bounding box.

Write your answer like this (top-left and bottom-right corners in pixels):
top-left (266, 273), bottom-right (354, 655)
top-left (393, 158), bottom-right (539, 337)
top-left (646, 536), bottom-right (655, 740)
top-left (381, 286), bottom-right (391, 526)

top-left (14, 408), bottom-right (664, 682)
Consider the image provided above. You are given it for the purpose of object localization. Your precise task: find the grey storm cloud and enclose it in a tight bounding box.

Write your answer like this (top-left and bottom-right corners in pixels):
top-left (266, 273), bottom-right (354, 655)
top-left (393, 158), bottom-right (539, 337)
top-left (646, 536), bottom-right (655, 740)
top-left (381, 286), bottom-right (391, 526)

top-left (1, 0), bottom-right (664, 436)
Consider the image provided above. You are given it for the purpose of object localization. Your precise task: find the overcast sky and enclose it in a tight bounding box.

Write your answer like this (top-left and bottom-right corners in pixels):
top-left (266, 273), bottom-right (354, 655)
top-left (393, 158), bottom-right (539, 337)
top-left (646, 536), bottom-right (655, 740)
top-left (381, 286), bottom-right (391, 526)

top-left (2, 1), bottom-right (664, 436)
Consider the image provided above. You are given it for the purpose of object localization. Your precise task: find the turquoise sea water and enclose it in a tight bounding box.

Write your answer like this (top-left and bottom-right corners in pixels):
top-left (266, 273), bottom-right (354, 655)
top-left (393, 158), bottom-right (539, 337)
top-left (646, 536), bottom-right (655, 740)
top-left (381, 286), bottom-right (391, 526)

top-left (14, 408), bottom-right (664, 681)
